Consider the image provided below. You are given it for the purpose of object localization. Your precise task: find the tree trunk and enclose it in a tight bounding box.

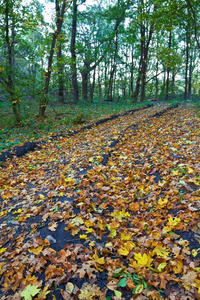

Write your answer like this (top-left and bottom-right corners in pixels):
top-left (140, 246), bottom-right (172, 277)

top-left (188, 52), bottom-right (192, 96)
top-left (81, 69), bottom-right (88, 101)
top-left (155, 59), bottom-right (159, 98)
top-left (5, 0), bottom-right (21, 124)
top-left (71, 0), bottom-right (79, 103)
top-left (130, 45), bottom-right (134, 97)
top-left (165, 29), bottom-right (172, 100)
top-left (90, 67), bottom-right (96, 102)
top-left (55, 0), bottom-right (65, 103)
top-left (39, 0), bottom-right (67, 117)
top-left (184, 26), bottom-right (189, 99)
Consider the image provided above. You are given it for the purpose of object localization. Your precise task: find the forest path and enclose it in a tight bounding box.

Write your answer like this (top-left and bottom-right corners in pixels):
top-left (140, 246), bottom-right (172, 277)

top-left (0, 103), bottom-right (200, 300)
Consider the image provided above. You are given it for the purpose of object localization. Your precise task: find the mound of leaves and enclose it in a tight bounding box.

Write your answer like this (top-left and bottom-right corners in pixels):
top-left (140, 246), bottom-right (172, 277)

top-left (0, 103), bottom-right (200, 300)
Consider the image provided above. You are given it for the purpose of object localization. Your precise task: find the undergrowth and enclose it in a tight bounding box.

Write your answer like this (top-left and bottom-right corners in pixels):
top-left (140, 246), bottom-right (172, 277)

top-left (0, 97), bottom-right (197, 152)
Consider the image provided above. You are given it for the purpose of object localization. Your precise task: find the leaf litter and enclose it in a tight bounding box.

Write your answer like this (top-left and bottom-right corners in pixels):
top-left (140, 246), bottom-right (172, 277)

top-left (0, 103), bottom-right (200, 299)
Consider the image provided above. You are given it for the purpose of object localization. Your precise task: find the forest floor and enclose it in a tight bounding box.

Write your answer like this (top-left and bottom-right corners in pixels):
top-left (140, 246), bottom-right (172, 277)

top-left (0, 102), bottom-right (200, 300)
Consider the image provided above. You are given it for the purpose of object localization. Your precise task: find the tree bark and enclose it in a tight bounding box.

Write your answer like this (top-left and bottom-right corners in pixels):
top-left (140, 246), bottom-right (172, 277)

top-left (71, 0), bottom-right (79, 103)
top-left (39, 0), bottom-right (67, 117)
top-left (5, 0), bottom-right (21, 124)
top-left (184, 26), bottom-right (189, 99)
top-left (130, 45), bottom-right (134, 97)
top-left (81, 62), bottom-right (89, 101)
top-left (56, 0), bottom-right (65, 103)
top-left (188, 51), bottom-right (193, 96)
top-left (165, 29), bottom-right (172, 100)
top-left (90, 67), bottom-right (96, 102)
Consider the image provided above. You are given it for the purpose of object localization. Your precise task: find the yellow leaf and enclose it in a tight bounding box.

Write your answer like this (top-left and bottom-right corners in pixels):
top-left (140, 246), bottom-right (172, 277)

top-left (28, 246), bottom-right (43, 256)
top-left (85, 228), bottom-right (94, 233)
top-left (37, 285), bottom-right (50, 299)
top-left (114, 290), bottom-right (122, 298)
top-left (153, 245), bottom-right (169, 258)
top-left (85, 220), bottom-right (93, 227)
top-left (158, 197), bottom-right (168, 207)
top-left (110, 209), bottom-right (130, 220)
top-left (121, 231), bottom-right (131, 241)
top-left (109, 228), bottom-right (117, 238)
top-left (118, 242), bottom-right (135, 256)
top-left (187, 167), bottom-right (194, 174)
top-left (105, 242), bottom-right (113, 248)
top-left (172, 259), bottom-right (183, 274)
top-left (65, 177), bottom-right (74, 182)
top-left (192, 249), bottom-right (198, 257)
top-left (70, 216), bottom-right (84, 226)
top-left (21, 285), bottom-right (40, 300)
top-left (172, 170), bottom-right (179, 175)
top-left (91, 251), bottom-right (105, 265)
top-left (135, 284), bottom-right (143, 294)
top-left (0, 247), bottom-right (6, 254)
top-left (79, 234), bottom-right (88, 240)
top-left (167, 216), bottom-right (181, 228)
top-left (13, 208), bottom-right (22, 214)
top-left (157, 262), bottom-right (167, 272)
top-left (134, 253), bottom-right (153, 267)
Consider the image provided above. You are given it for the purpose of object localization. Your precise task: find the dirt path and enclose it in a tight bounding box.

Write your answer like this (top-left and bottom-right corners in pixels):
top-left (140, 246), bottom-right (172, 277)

top-left (0, 103), bottom-right (200, 300)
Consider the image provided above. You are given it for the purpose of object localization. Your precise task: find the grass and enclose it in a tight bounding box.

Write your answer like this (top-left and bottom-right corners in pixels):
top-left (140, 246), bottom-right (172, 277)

top-left (0, 98), bottom-right (150, 152)
top-left (0, 96), bottom-right (199, 153)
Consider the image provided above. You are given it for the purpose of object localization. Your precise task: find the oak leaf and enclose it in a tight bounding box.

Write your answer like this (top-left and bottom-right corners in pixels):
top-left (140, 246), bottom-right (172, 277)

top-left (182, 271), bottom-right (197, 286)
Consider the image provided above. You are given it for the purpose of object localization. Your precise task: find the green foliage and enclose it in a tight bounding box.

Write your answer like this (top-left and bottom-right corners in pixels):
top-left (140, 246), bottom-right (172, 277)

top-left (72, 113), bottom-right (87, 124)
top-left (0, 100), bottom-right (148, 152)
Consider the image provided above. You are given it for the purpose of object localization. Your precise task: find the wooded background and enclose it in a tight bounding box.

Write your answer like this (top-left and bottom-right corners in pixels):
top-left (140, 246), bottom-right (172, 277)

top-left (0, 0), bottom-right (200, 124)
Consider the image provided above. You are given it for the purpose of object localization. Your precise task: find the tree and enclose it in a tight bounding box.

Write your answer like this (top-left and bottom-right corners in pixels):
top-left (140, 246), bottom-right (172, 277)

top-left (1, 0), bottom-right (21, 124)
top-left (70, 0), bottom-right (79, 103)
top-left (39, 0), bottom-right (70, 117)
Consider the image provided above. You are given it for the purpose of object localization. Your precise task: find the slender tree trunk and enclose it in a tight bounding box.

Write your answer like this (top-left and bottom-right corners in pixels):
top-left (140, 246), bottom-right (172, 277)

top-left (90, 67), bottom-right (96, 102)
top-left (162, 68), bottom-right (166, 95)
top-left (81, 64), bottom-right (89, 101)
top-left (104, 59), bottom-right (107, 98)
top-left (39, 0), bottom-right (67, 117)
top-left (107, 33), bottom-right (118, 101)
top-left (188, 52), bottom-right (192, 96)
top-left (130, 45), bottom-right (134, 97)
top-left (184, 27), bottom-right (189, 99)
top-left (98, 67), bottom-right (102, 99)
top-left (5, 0), bottom-right (21, 124)
top-left (155, 59), bottom-right (159, 98)
top-left (55, 0), bottom-right (65, 103)
top-left (172, 69), bottom-right (175, 98)
top-left (140, 25), bottom-right (154, 101)
top-left (71, 0), bottom-right (79, 103)
top-left (165, 29), bottom-right (172, 100)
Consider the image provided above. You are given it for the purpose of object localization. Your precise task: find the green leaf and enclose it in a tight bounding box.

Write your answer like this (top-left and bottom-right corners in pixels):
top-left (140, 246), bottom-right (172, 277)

top-left (21, 285), bottom-right (40, 300)
top-left (179, 180), bottom-right (186, 185)
top-left (54, 206), bottom-right (58, 213)
top-left (118, 277), bottom-right (127, 287)
top-left (112, 268), bottom-right (126, 278)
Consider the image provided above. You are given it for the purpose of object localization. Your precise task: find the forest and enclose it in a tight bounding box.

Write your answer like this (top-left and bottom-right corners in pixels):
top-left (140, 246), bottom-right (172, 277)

top-left (0, 1), bottom-right (200, 300)
top-left (0, 0), bottom-right (200, 126)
